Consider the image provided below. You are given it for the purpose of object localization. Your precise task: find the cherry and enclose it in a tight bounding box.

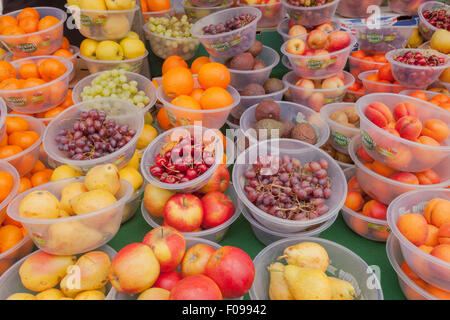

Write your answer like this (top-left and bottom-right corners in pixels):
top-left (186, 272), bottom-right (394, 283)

top-left (150, 165), bottom-right (164, 177)
top-left (186, 168), bottom-right (197, 180)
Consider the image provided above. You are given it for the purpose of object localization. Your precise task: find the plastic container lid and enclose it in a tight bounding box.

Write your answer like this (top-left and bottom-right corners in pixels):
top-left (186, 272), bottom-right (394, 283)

top-left (183, 0), bottom-right (234, 23)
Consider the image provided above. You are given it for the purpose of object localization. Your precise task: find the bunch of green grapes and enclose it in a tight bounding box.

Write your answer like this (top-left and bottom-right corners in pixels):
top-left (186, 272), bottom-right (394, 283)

top-left (80, 69), bottom-right (151, 110)
top-left (148, 15), bottom-right (194, 38)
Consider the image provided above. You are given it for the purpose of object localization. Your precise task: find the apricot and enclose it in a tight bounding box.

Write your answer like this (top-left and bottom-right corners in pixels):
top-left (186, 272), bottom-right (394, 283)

top-left (418, 245), bottom-right (434, 253)
top-left (372, 161), bottom-right (397, 177)
top-left (365, 102), bottom-right (393, 128)
top-left (347, 176), bottom-right (362, 193)
top-left (423, 198), bottom-right (450, 228)
top-left (385, 146), bottom-right (412, 170)
top-left (371, 224), bottom-right (390, 240)
top-left (401, 261), bottom-right (419, 280)
top-left (430, 244), bottom-right (450, 263)
top-left (357, 145), bottom-right (373, 163)
top-left (438, 223), bottom-right (450, 244)
top-left (415, 169), bottom-right (441, 185)
top-left (383, 127), bottom-right (400, 137)
top-left (344, 191), bottom-right (364, 211)
top-left (390, 172), bottom-right (419, 185)
top-left (416, 136), bottom-right (440, 146)
top-left (395, 116), bottom-right (423, 141)
top-left (393, 102), bottom-right (418, 121)
top-left (424, 225), bottom-right (440, 247)
top-left (397, 213), bottom-right (429, 246)
top-left (421, 119), bottom-right (449, 143)
top-left (425, 284), bottom-right (450, 300)
top-left (362, 200), bottom-right (387, 220)
top-left (350, 216), bottom-right (368, 235)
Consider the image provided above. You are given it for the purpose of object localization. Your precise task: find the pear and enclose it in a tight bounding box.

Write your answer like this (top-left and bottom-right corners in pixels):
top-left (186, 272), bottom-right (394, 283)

top-left (101, 15), bottom-right (130, 40)
top-left (80, 0), bottom-right (106, 10)
top-left (70, 189), bottom-right (117, 215)
top-left (19, 190), bottom-right (60, 219)
top-left (407, 28), bottom-right (424, 48)
top-left (85, 164), bottom-right (121, 195)
top-left (36, 288), bottom-right (65, 300)
top-left (279, 242), bottom-right (329, 272)
top-left (430, 29), bottom-right (450, 54)
top-left (283, 265), bottom-right (332, 300)
top-left (328, 277), bottom-right (356, 300)
top-left (74, 290), bottom-right (106, 300)
top-left (60, 182), bottom-right (88, 214)
top-left (267, 262), bottom-right (293, 300)
top-left (7, 293), bottom-right (36, 300)
top-left (58, 209), bottom-right (71, 218)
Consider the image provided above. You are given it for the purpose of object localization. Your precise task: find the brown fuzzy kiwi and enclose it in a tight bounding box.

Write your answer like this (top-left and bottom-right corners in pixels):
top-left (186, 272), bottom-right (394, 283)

top-left (241, 83), bottom-right (266, 96)
top-left (254, 99), bottom-right (281, 121)
top-left (247, 40), bottom-right (263, 57)
top-left (229, 52), bottom-right (254, 70)
top-left (291, 122), bottom-right (317, 145)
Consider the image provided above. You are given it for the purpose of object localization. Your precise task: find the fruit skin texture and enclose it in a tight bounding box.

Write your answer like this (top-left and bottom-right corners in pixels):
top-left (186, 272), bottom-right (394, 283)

top-left (205, 246), bottom-right (255, 299)
top-left (7, 293), bottom-right (36, 300)
top-left (60, 182), bottom-right (88, 215)
top-left (19, 190), bottom-right (60, 219)
top-left (201, 191), bottom-right (235, 229)
top-left (284, 265), bottom-right (332, 300)
top-left (70, 189), bottom-right (116, 215)
top-left (280, 242), bottom-right (329, 272)
top-left (181, 243), bottom-right (216, 278)
top-left (362, 200), bottom-right (387, 220)
top-left (197, 62), bottom-right (230, 90)
top-left (143, 184), bottom-right (176, 218)
top-left (74, 290), bottom-right (105, 300)
top-left (364, 102), bottom-right (393, 128)
top-left (138, 287), bottom-right (170, 300)
top-left (163, 193), bottom-right (203, 232)
top-left (327, 31), bottom-right (351, 52)
top-left (421, 119), bottom-right (449, 143)
top-left (397, 213), bottom-right (429, 246)
top-left (35, 288), bottom-right (65, 300)
top-left (393, 102), bottom-right (418, 121)
top-left (153, 271), bottom-right (182, 291)
top-left (84, 164), bottom-right (121, 196)
top-left (198, 164), bottom-right (230, 194)
top-left (424, 198), bottom-right (450, 228)
top-left (328, 277), bottom-right (356, 300)
top-left (395, 116), bottom-right (422, 141)
top-left (438, 223), bottom-right (450, 244)
top-left (430, 244), bottom-right (450, 263)
top-left (344, 191), bottom-right (363, 212)
top-left (267, 262), bottom-right (293, 300)
top-left (169, 275), bottom-right (222, 300)
top-left (108, 242), bottom-right (160, 294)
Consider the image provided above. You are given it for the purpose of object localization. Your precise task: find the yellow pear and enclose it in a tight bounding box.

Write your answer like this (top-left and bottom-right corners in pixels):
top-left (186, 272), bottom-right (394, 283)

top-left (127, 151), bottom-right (140, 170)
top-left (267, 262), bottom-right (293, 300)
top-left (58, 209), bottom-right (71, 218)
top-left (328, 277), bottom-right (356, 300)
top-left (407, 28), bottom-right (424, 48)
top-left (284, 265), bottom-right (332, 300)
top-left (138, 288), bottom-right (170, 300)
top-left (119, 166), bottom-right (143, 192)
top-left (50, 165), bottom-right (82, 181)
top-left (36, 288), bottom-right (65, 300)
top-left (85, 164), bottom-right (121, 195)
top-left (101, 16), bottom-right (130, 40)
top-left (75, 290), bottom-right (106, 300)
top-left (7, 293), bottom-right (36, 300)
top-left (19, 190), bottom-right (60, 219)
top-left (80, 0), bottom-right (106, 10)
top-left (137, 124), bottom-right (158, 150)
top-left (439, 67), bottom-right (450, 83)
top-left (70, 189), bottom-right (117, 215)
top-left (279, 242), bottom-right (329, 272)
top-left (60, 182), bottom-right (88, 214)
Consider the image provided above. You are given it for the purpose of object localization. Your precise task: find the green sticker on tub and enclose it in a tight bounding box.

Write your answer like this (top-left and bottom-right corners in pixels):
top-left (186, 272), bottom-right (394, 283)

top-left (80, 15), bottom-right (93, 26)
top-left (211, 41), bottom-right (230, 52)
top-left (30, 95), bottom-right (44, 103)
top-left (376, 146), bottom-right (395, 158)
top-left (362, 130), bottom-right (375, 150)
top-left (364, 33), bottom-right (384, 44)
top-left (332, 131), bottom-right (350, 147)
top-left (367, 223), bottom-right (384, 231)
top-left (18, 43), bottom-right (37, 53)
top-left (229, 37), bottom-right (241, 47)
top-left (324, 95), bottom-right (343, 104)
top-left (6, 96), bottom-right (27, 107)
top-left (40, 40), bottom-right (51, 48)
top-left (304, 57), bottom-right (336, 70)
top-left (32, 233), bottom-right (45, 245)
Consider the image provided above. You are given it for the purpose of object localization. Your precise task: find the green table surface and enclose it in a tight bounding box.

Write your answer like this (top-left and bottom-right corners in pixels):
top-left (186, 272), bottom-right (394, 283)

top-left (109, 29), bottom-right (406, 300)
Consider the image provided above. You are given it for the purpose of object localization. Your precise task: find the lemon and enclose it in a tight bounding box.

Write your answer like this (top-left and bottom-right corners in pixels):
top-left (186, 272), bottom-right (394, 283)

top-left (144, 111), bottom-right (154, 125)
top-left (119, 166), bottom-right (143, 192)
top-left (127, 151), bottom-right (140, 170)
top-left (50, 165), bottom-right (82, 181)
top-left (137, 124), bottom-right (158, 150)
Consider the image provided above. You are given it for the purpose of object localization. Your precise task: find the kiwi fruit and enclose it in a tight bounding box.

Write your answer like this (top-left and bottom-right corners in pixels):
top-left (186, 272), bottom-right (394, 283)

top-left (254, 99), bottom-right (281, 121)
top-left (291, 122), bottom-right (317, 145)
top-left (253, 119), bottom-right (283, 140)
top-left (253, 59), bottom-right (266, 70)
top-left (263, 78), bottom-right (284, 94)
top-left (229, 52), bottom-right (254, 70)
top-left (247, 40), bottom-right (263, 57)
top-left (280, 118), bottom-right (295, 138)
top-left (241, 83), bottom-right (265, 96)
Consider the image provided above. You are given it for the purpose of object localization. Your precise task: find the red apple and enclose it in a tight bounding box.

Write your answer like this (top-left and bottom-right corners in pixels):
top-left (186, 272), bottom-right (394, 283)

top-left (327, 30), bottom-right (351, 52)
top-left (308, 92), bottom-right (325, 112)
top-left (288, 25), bottom-right (307, 37)
top-left (181, 243), bottom-right (216, 277)
top-left (307, 29), bottom-right (328, 50)
top-left (169, 275), bottom-right (222, 300)
top-left (198, 164), bottom-right (230, 194)
top-left (316, 21), bottom-right (334, 32)
top-left (285, 38), bottom-right (306, 55)
top-left (205, 246), bottom-right (255, 299)
top-left (153, 271), bottom-right (182, 291)
top-left (201, 192), bottom-right (235, 229)
top-left (163, 194), bottom-right (204, 232)
top-left (295, 78), bottom-right (315, 99)
top-left (142, 226), bottom-right (186, 272)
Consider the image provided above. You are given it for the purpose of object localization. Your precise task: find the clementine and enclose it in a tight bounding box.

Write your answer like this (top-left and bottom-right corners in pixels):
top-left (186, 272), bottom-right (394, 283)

top-left (198, 62), bottom-right (230, 89)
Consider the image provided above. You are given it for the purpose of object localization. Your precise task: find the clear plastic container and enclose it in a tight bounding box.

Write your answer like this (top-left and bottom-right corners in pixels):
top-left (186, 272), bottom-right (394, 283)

top-left (0, 161), bottom-right (19, 216)
top-left (341, 168), bottom-right (390, 242)
top-left (418, 1), bottom-right (448, 40)
top-left (354, 25), bottom-right (415, 56)
top-left (343, 89), bottom-right (364, 102)
top-left (191, 0), bottom-right (224, 6)
top-left (0, 235), bottom-right (34, 277)
top-left (142, 8), bottom-right (176, 23)
top-left (337, 0), bottom-right (383, 18)
top-left (348, 135), bottom-right (450, 205)
top-left (0, 51), bottom-right (10, 61)
top-left (72, 71), bottom-right (157, 114)
top-left (140, 125), bottom-right (224, 193)
top-left (399, 89), bottom-right (443, 100)
top-left (211, 45), bottom-right (280, 91)
top-left (240, 101), bottom-right (330, 148)
top-left (7, 177), bottom-right (133, 255)
top-left (281, 32), bottom-right (356, 79)
top-left (356, 93), bottom-right (450, 172)
top-left (238, 1), bottom-right (285, 28)
top-left (249, 237), bottom-right (384, 300)
top-left (43, 99), bottom-right (144, 173)
top-left (121, 182), bottom-right (146, 224)
top-left (0, 56), bottom-right (73, 114)
top-left (70, 6), bottom-right (139, 41)
top-left (336, 159), bottom-right (354, 170)
top-left (281, 0), bottom-right (340, 27)
top-left (281, 54), bottom-right (291, 69)
top-left (0, 7), bottom-right (66, 58)
top-left (232, 139), bottom-right (347, 233)
top-left (183, 0), bottom-right (233, 23)
top-left (79, 50), bottom-right (149, 75)
top-left (385, 49), bottom-right (450, 89)
top-left (359, 70), bottom-right (413, 94)
top-left (141, 187), bottom-right (241, 243)
top-left (320, 103), bottom-right (360, 154)
top-left (390, 0), bottom-right (433, 15)
top-left (191, 7), bottom-right (262, 58)
top-left (283, 70), bottom-right (355, 112)
top-left (387, 188), bottom-right (450, 291)
top-left (0, 245), bottom-right (119, 300)
top-left (0, 99), bottom-right (6, 143)
top-left (276, 18), bottom-right (341, 42)
top-left (226, 114), bottom-right (240, 130)
top-left (156, 78), bottom-right (240, 129)
top-left (2, 115), bottom-right (45, 176)
top-left (68, 45), bottom-right (79, 82)
top-left (349, 55), bottom-right (388, 83)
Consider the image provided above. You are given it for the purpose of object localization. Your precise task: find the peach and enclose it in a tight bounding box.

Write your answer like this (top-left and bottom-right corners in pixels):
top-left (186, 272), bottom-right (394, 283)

top-left (424, 198), bottom-right (450, 228)
top-left (425, 284), bottom-right (450, 300)
top-left (372, 161), bottom-right (397, 178)
top-left (401, 261), bottom-right (419, 280)
top-left (415, 169), bottom-right (441, 185)
top-left (438, 223), bottom-right (450, 244)
top-left (424, 225), bottom-right (440, 247)
top-left (347, 176), bottom-right (362, 193)
top-left (362, 200), bottom-right (387, 220)
top-left (393, 102), bottom-right (418, 121)
top-left (430, 244), bottom-right (450, 263)
top-left (418, 245), bottom-right (434, 254)
top-left (421, 119), bottom-right (449, 143)
top-left (397, 213), bottom-right (429, 246)
top-left (416, 135), bottom-right (440, 146)
top-left (344, 191), bottom-right (364, 211)
top-left (327, 30), bottom-right (351, 51)
top-left (357, 145), bottom-right (373, 163)
top-left (364, 102), bottom-right (393, 128)
top-left (390, 172), bottom-right (419, 185)
top-left (395, 116), bottom-right (423, 141)
top-left (307, 29), bottom-right (328, 50)
top-left (383, 127), bottom-right (400, 137)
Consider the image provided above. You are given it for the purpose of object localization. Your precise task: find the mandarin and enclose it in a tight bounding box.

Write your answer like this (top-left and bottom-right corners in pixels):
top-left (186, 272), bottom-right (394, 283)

top-left (0, 171), bottom-right (14, 202)
top-left (198, 62), bottom-right (230, 89)
top-left (162, 66), bottom-right (194, 97)
top-left (162, 55), bottom-right (188, 74)
top-left (200, 87), bottom-right (233, 110)
top-left (190, 56), bottom-right (210, 74)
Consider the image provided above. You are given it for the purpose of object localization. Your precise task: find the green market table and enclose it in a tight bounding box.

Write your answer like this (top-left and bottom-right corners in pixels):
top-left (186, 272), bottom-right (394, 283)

top-left (108, 29), bottom-right (406, 300)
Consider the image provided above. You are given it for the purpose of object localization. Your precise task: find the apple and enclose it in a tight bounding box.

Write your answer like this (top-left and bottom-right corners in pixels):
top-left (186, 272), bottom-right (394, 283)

top-left (308, 92), bottom-right (325, 112)
top-left (100, 15), bottom-right (131, 40)
top-left (169, 275), bottom-right (222, 300)
top-left (327, 31), bottom-right (351, 52)
top-left (307, 29), bottom-right (328, 50)
top-left (288, 25), bottom-right (307, 37)
top-left (80, 0), bottom-right (106, 10)
top-left (321, 76), bottom-right (345, 97)
top-left (80, 39), bottom-right (99, 59)
top-left (105, 0), bottom-right (136, 10)
top-left (143, 184), bottom-right (176, 218)
top-left (303, 48), bottom-right (315, 56)
top-left (205, 246), bottom-right (255, 299)
top-left (201, 192), bottom-right (235, 229)
top-left (285, 38), bottom-right (306, 55)
top-left (164, 193), bottom-right (203, 232)
top-left (95, 40), bottom-right (124, 61)
top-left (153, 271), bottom-right (182, 291)
top-left (181, 243), bottom-right (216, 278)
top-left (119, 38), bottom-right (146, 59)
top-left (198, 164), bottom-right (230, 194)
top-left (316, 21), bottom-right (334, 32)
top-left (142, 226), bottom-right (186, 272)
top-left (295, 78), bottom-right (315, 99)
top-left (288, 19), bottom-right (296, 29)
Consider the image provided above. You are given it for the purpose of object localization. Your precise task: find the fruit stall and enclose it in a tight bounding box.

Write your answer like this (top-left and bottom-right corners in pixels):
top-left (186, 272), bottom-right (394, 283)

top-left (0, 0), bottom-right (448, 302)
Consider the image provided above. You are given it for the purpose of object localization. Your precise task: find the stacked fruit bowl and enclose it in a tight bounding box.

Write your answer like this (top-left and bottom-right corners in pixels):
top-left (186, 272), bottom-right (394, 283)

top-left (183, 0), bottom-right (234, 23)
top-left (281, 0), bottom-right (339, 27)
top-left (238, 0), bottom-right (285, 28)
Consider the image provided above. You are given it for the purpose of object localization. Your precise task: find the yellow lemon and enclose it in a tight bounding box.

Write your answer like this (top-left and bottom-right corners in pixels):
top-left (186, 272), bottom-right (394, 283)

top-left (50, 165), bottom-right (82, 181)
top-left (119, 166), bottom-right (143, 192)
top-left (127, 151), bottom-right (140, 170)
top-left (137, 124), bottom-right (158, 150)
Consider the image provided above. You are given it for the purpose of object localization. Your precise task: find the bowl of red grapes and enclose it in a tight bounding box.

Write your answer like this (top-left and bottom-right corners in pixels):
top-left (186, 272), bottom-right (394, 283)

top-left (43, 99), bottom-right (144, 172)
top-left (140, 126), bottom-right (224, 192)
top-left (385, 49), bottom-right (450, 89)
top-left (418, 1), bottom-right (450, 40)
top-left (191, 7), bottom-right (261, 58)
top-left (232, 138), bottom-right (347, 233)
top-left (281, 0), bottom-right (339, 27)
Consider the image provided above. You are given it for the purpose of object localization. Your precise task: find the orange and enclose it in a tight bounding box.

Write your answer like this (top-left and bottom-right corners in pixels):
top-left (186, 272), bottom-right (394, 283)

top-left (17, 176), bottom-right (32, 194)
top-left (198, 63), bottom-right (230, 89)
top-left (17, 8), bottom-right (40, 22)
top-left (0, 15), bottom-right (18, 34)
top-left (140, 0), bottom-right (149, 12)
top-left (60, 37), bottom-right (70, 50)
top-left (0, 225), bottom-right (23, 253)
top-left (52, 48), bottom-right (73, 58)
top-left (18, 63), bottom-right (40, 79)
top-left (3, 215), bottom-right (22, 227)
top-left (156, 107), bottom-right (172, 130)
top-left (1, 25), bottom-right (25, 36)
top-left (190, 56), bottom-right (210, 74)
top-left (44, 106), bottom-right (65, 118)
top-left (22, 77), bottom-right (46, 88)
top-left (0, 171), bottom-right (14, 202)
top-left (366, 73), bottom-right (379, 82)
top-left (57, 89), bottom-right (73, 109)
top-left (8, 131), bottom-right (40, 149)
top-left (0, 78), bottom-right (21, 90)
top-left (18, 17), bottom-right (39, 34)
top-left (37, 16), bottom-right (60, 31)
top-left (0, 145), bottom-right (23, 159)
top-left (31, 160), bottom-right (45, 173)
top-left (351, 50), bottom-right (365, 59)
top-left (0, 135), bottom-right (7, 147)
top-left (5, 117), bottom-right (29, 134)
top-left (0, 61), bottom-right (17, 82)
top-left (49, 80), bottom-right (67, 105)
top-left (190, 88), bottom-right (204, 103)
top-left (200, 87), bottom-right (233, 110)
top-left (440, 102), bottom-right (450, 112)
top-left (408, 91), bottom-right (428, 101)
top-left (162, 66), bottom-right (194, 97)
top-left (146, 0), bottom-right (171, 12)
top-left (38, 58), bottom-right (66, 81)
top-left (171, 95), bottom-right (201, 109)
top-left (162, 55), bottom-right (188, 74)
top-left (30, 170), bottom-right (51, 187)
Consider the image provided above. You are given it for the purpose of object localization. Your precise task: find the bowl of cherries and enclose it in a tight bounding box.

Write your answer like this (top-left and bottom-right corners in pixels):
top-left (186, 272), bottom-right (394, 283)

top-left (418, 1), bottom-right (450, 40)
top-left (141, 126), bottom-right (224, 193)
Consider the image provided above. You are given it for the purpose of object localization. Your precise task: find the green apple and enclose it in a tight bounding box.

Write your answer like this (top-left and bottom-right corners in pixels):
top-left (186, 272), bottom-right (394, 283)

top-left (80, 0), bottom-right (107, 10)
top-left (80, 39), bottom-right (99, 59)
top-left (96, 41), bottom-right (124, 61)
top-left (124, 31), bottom-right (140, 39)
top-left (120, 38), bottom-right (146, 59)
top-left (105, 0), bottom-right (136, 10)
top-left (101, 15), bottom-right (130, 39)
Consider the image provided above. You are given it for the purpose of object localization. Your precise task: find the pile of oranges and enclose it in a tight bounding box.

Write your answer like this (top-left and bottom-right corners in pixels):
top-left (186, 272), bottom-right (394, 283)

top-left (8, 36), bottom-right (74, 62)
top-left (350, 50), bottom-right (389, 80)
top-left (140, 0), bottom-right (171, 13)
top-left (406, 91), bottom-right (450, 113)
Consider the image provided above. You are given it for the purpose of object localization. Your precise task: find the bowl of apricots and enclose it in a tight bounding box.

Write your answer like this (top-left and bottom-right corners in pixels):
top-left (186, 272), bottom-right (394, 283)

top-left (0, 7), bottom-right (66, 58)
top-left (0, 56), bottom-right (73, 114)
top-left (348, 50), bottom-right (388, 84)
top-left (387, 188), bottom-right (450, 292)
top-left (400, 90), bottom-right (450, 113)
top-left (358, 65), bottom-right (414, 95)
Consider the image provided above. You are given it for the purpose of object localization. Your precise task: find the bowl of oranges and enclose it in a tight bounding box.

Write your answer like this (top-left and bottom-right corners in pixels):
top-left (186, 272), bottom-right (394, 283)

top-left (0, 7), bottom-right (66, 58)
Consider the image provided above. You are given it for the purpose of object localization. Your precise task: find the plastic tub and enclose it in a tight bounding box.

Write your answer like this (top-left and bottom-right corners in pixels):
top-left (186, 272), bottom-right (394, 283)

top-left (359, 70), bottom-right (413, 94)
top-left (68, 45), bottom-right (79, 82)
top-left (281, 32), bottom-right (356, 79)
top-left (341, 167), bottom-right (390, 242)
top-left (211, 45), bottom-right (280, 91)
top-left (142, 8), bottom-right (176, 23)
top-left (72, 71), bottom-right (157, 114)
top-left (387, 188), bottom-right (450, 291)
top-left (418, 1), bottom-right (448, 40)
top-left (0, 56), bottom-right (73, 114)
top-left (226, 114), bottom-right (240, 130)
top-left (0, 245), bottom-right (119, 300)
top-left (224, 136), bottom-right (236, 168)
top-left (385, 49), bottom-right (450, 89)
top-left (399, 89), bottom-right (443, 100)
top-left (140, 125), bottom-right (224, 193)
top-left (276, 18), bottom-right (341, 42)
top-left (191, 7), bottom-right (262, 58)
top-left (7, 177), bottom-right (133, 255)
top-left (191, 0), bottom-right (224, 6)
top-left (343, 89), bottom-right (364, 102)
top-left (70, 6), bottom-right (139, 41)
top-left (156, 78), bottom-right (240, 129)
top-left (348, 135), bottom-right (450, 205)
top-left (337, 0), bottom-right (383, 18)
top-left (281, 0), bottom-right (340, 27)
top-left (249, 237), bottom-right (384, 300)
top-left (240, 101), bottom-right (330, 147)
top-left (141, 187), bottom-right (241, 243)
top-left (238, 1), bottom-right (285, 28)
top-left (390, 0), bottom-right (433, 15)
top-left (0, 161), bottom-right (19, 217)
top-left (232, 138), bottom-right (347, 233)
top-left (0, 99), bottom-right (6, 143)
top-left (356, 93), bottom-right (450, 172)
top-left (281, 54), bottom-right (291, 69)
top-left (349, 55), bottom-right (388, 83)
top-left (0, 7), bottom-right (66, 58)
top-left (283, 71), bottom-right (355, 112)
top-left (183, 0), bottom-right (233, 23)
top-left (79, 50), bottom-right (149, 75)
top-left (121, 182), bottom-right (145, 224)
top-left (2, 115), bottom-right (45, 176)
top-left (43, 99), bottom-right (144, 173)
top-left (336, 159), bottom-right (354, 170)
